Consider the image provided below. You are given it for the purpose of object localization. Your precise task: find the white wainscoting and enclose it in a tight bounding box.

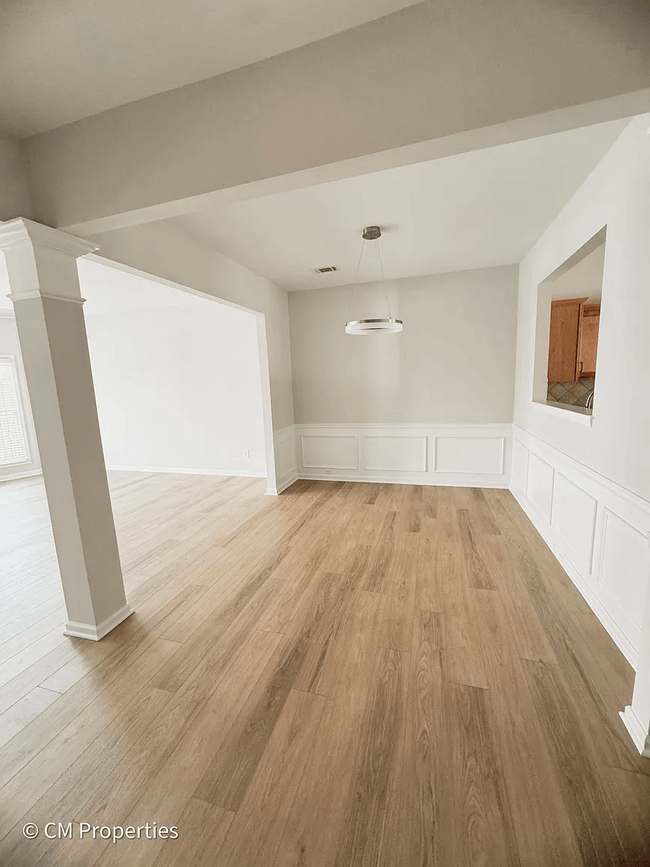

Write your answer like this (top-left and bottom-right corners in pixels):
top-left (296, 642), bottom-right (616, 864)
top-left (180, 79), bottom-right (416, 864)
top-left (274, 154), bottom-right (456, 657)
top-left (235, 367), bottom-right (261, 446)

top-left (290, 424), bottom-right (511, 488)
top-left (273, 425), bottom-right (298, 494)
top-left (510, 425), bottom-right (650, 669)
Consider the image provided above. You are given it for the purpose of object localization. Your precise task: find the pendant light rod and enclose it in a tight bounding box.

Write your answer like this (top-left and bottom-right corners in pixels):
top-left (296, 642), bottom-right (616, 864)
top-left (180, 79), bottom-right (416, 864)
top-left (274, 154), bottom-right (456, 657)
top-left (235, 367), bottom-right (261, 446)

top-left (345, 225), bottom-right (403, 335)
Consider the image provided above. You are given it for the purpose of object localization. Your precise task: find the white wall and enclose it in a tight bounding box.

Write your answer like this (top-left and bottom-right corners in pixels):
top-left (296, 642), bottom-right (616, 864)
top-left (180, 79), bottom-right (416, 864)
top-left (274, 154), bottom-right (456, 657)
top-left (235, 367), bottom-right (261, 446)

top-left (289, 266), bottom-right (518, 424)
top-left (514, 116), bottom-right (650, 501)
top-left (90, 221), bottom-right (294, 433)
top-left (0, 313), bottom-right (40, 481)
top-left (511, 115), bottom-right (650, 667)
top-left (85, 301), bottom-right (267, 477)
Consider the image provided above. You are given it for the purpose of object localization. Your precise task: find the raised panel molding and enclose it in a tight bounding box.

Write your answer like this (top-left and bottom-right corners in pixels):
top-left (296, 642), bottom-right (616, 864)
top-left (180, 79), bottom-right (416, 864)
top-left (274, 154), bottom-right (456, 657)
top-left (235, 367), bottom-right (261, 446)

top-left (552, 473), bottom-right (597, 574)
top-left (363, 435), bottom-right (427, 472)
top-left (511, 439), bottom-right (529, 497)
top-left (511, 425), bottom-right (650, 669)
top-left (273, 426), bottom-right (298, 494)
top-left (526, 453), bottom-right (555, 523)
top-left (301, 435), bottom-right (357, 470)
top-left (598, 510), bottom-right (650, 646)
top-left (292, 424), bottom-right (511, 487)
top-left (434, 436), bottom-right (505, 475)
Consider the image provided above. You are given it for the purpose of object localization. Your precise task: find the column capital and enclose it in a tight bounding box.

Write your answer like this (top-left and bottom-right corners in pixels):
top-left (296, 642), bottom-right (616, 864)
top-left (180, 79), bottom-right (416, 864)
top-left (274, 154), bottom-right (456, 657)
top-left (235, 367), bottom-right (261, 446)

top-left (1, 218), bottom-right (98, 305)
top-left (0, 218), bottom-right (98, 258)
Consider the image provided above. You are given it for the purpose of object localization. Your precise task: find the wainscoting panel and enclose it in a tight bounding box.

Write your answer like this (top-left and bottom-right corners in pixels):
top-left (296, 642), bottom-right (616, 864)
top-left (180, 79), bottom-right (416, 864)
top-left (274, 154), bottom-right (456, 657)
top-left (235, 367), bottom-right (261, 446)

top-left (511, 425), bottom-right (650, 669)
top-left (301, 435), bottom-right (358, 470)
top-left (598, 510), bottom-right (650, 650)
top-left (435, 436), bottom-right (504, 475)
top-left (292, 424), bottom-right (511, 487)
top-left (526, 452), bottom-right (554, 524)
top-left (511, 439), bottom-right (529, 498)
top-left (274, 426), bottom-right (298, 494)
top-left (362, 435), bottom-right (427, 473)
top-left (552, 473), bottom-right (597, 575)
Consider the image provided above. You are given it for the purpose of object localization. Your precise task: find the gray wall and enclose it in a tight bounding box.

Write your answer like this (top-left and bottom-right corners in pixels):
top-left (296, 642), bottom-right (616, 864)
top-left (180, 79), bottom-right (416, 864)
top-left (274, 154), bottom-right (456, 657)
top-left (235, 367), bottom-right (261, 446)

top-left (289, 266), bottom-right (518, 425)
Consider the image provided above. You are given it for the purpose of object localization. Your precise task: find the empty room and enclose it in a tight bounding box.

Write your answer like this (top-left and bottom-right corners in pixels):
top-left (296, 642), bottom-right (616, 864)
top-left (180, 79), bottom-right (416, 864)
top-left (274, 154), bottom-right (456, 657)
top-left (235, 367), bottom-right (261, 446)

top-left (1, 2), bottom-right (650, 865)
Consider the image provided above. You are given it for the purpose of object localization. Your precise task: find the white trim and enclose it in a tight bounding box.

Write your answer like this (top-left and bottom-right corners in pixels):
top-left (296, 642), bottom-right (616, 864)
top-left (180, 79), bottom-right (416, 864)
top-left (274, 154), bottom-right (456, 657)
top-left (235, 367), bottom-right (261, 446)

top-left (0, 309), bottom-right (16, 319)
top-left (291, 422), bottom-right (511, 430)
top-left (293, 423), bottom-right (512, 487)
top-left (9, 291), bottom-right (87, 306)
top-left (271, 471), bottom-right (299, 495)
top-left (0, 469), bottom-right (42, 483)
top-left (513, 426), bottom-right (650, 517)
top-left (299, 471), bottom-right (509, 488)
top-left (272, 424), bottom-right (296, 437)
top-left (530, 400), bottom-right (594, 427)
top-left (511, 484), bottom-right (639, 667)
top-left (0, 217), bottom-right (98, 258)
top-left (0, 353), bottom-right (32, 469)
top-left (620, 707), bottom-right (650, 757)
top-left (107, 465), bottom-right (266, 478)
top-left (272, 425), bottom-right (299, 496)
top-left (64, 604), bottom-right (133, 641)
top-left (510, 425), bottom-right (650, 669)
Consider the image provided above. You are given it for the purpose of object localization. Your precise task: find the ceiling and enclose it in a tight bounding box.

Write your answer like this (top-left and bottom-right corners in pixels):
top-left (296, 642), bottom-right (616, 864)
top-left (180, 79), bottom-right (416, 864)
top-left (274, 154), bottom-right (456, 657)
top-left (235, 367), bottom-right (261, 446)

top-left (171, 119), bottom-right (629, 291)
top-left (0, 0), bottom-right (421, 136)
top-left (551, 242), bottom-right (606, 304)
top-left (0, 257), bottom-right (217, 316)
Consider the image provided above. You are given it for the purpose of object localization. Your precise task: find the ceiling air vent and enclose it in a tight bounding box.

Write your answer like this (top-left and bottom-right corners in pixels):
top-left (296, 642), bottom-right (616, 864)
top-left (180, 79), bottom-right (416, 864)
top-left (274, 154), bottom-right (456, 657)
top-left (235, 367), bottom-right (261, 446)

top-left (314, 266), bottom-right (339, 274)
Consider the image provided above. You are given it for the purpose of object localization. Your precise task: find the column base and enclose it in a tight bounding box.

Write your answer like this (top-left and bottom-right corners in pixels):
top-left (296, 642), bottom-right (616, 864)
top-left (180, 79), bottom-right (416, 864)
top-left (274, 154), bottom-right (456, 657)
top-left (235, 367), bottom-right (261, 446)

top-left (620, 707), bottom-right (650, 757)
top-left (64, 604), bottom-right (134, 641)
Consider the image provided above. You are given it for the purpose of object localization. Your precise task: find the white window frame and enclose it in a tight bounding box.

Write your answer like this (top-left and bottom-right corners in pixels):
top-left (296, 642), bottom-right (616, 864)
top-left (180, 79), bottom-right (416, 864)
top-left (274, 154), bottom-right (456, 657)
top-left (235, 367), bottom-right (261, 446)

top-left (0, 354), bottom-right (31, 468)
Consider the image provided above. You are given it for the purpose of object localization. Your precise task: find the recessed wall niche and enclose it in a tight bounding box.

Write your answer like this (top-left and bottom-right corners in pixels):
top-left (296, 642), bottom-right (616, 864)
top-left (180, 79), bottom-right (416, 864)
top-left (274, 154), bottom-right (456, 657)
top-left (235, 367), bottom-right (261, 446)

top-left (533, 227), bottom-right (606, 416)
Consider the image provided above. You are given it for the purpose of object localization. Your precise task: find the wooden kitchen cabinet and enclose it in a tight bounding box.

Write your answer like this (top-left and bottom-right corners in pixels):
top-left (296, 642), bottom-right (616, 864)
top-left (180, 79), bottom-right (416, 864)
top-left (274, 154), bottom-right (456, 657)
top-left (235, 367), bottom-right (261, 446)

top-left (547, 297), bottom-right (587, 382)
top-left (547, 297), bottom-right (600, 382)
top-left (577, 303), bottom-right (600, 378)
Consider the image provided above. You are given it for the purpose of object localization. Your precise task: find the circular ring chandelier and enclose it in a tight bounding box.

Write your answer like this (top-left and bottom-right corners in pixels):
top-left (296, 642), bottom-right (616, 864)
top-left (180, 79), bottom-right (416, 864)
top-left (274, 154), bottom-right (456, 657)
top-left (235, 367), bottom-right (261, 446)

top-left (345, 226), bottom-right (403, 335)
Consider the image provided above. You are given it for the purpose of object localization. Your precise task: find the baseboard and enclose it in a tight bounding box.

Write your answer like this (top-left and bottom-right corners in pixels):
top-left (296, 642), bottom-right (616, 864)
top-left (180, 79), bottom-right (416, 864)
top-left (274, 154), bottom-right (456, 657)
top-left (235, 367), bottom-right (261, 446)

top-left (0, 469), bottom-right (42, 483)
top-left (620, 707), bottom-right (650, 757)
top-left (298, 471), bottom-right (509, 488)
top-left (107, 465), bottom-right (266, 478)
top-left (64, 604), bottom-right (134, 641)
top-left (272, 471), bottom-right (299, 495)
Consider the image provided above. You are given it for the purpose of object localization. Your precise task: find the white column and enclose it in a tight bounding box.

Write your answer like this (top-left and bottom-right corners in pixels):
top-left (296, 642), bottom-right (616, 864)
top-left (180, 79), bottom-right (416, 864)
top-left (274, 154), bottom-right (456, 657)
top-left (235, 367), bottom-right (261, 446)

top-left (620, 534), bottom-right (650, 756)
top-left (0, 218), bottom-right (132, 640)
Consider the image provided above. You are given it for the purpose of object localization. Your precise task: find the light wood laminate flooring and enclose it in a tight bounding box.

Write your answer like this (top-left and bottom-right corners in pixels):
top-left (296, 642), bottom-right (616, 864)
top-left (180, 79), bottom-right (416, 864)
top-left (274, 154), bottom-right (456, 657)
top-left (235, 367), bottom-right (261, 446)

top-left (1, 472), bottom-right (649, 866)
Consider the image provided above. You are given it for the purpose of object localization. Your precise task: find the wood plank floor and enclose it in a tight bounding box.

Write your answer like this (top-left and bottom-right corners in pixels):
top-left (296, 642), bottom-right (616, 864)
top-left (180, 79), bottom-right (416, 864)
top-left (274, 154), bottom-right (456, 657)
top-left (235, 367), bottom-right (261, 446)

top-left (1, 472), bottom-right (649, 866)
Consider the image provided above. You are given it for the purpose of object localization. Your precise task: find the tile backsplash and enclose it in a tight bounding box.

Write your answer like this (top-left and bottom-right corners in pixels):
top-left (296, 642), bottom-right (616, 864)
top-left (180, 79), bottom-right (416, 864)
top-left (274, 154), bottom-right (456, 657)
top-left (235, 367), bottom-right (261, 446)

top-left (547, 378), bottom-right (595, 407)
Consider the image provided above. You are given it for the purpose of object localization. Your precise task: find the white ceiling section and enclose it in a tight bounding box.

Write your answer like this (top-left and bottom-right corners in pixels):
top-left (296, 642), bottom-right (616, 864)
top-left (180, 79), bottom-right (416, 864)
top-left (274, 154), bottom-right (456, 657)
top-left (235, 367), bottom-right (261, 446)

top-left (0, 256), bottom-right (214, 316)
top-left (551, 243), bottom-right (606, 303)
top-left (171, 119), bottom-right (628, 290)
top-left (0, 0), bottom-right (421, 136)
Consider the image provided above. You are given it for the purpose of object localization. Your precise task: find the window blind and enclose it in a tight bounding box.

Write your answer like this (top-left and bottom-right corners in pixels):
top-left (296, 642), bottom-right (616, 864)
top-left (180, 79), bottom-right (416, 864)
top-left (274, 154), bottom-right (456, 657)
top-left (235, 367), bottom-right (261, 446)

top-left (0, 357), bottom-right (28, 467)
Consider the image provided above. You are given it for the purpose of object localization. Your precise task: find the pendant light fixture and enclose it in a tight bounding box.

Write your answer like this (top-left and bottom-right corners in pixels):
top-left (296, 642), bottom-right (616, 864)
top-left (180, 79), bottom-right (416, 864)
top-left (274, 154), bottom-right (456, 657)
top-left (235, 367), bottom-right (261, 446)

top-left (345, 226), bottom-right (403, 335)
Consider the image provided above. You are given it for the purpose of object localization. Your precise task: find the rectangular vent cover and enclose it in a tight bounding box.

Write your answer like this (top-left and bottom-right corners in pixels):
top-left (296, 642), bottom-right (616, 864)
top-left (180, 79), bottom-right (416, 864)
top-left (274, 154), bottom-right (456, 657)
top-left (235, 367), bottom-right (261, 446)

top-left (315, 266), bottom-right (339, 274)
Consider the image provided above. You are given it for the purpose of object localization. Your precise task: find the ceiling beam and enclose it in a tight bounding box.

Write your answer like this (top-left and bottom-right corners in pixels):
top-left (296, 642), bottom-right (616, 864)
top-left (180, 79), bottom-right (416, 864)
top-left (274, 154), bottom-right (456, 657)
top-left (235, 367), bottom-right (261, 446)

top-left (21, 0), bottom-right (650, 235)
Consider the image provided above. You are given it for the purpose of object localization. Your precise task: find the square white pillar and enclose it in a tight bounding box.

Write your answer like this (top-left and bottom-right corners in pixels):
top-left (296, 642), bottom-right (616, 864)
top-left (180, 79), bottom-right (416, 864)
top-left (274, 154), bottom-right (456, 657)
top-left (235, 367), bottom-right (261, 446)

top-left (0, 218), bottom-right (132, 640)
